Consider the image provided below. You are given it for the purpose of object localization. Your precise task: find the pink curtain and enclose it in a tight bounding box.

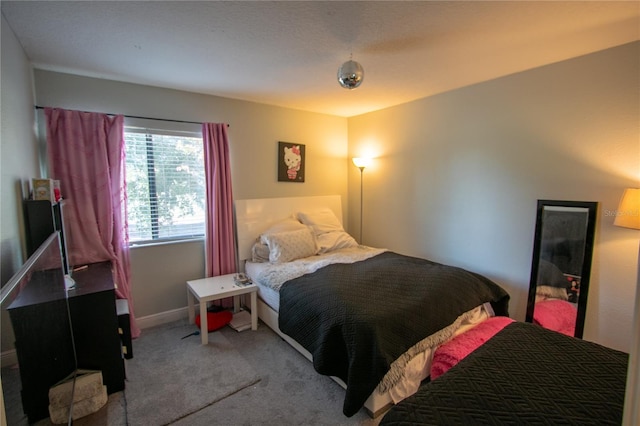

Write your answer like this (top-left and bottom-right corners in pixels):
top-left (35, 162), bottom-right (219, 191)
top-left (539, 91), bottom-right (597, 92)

top-left (45, 108), bottom-right (140, 338)
top-left (202, 123), bottom-right (236, 307)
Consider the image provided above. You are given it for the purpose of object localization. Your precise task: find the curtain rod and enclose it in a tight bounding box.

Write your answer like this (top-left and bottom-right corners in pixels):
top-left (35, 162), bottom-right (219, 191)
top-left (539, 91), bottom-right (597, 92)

top-left (34, 106), bottom-right (228, 127)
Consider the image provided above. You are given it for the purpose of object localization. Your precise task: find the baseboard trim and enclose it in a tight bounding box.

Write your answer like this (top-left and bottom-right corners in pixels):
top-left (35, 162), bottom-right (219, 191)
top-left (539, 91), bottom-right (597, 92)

top-left (136, 306), bottom-right (189, 330)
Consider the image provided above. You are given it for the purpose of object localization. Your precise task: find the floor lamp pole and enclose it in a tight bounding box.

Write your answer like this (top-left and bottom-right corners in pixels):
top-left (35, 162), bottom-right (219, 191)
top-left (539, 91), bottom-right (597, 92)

top-left (358, 166), bottom-right (364, 244)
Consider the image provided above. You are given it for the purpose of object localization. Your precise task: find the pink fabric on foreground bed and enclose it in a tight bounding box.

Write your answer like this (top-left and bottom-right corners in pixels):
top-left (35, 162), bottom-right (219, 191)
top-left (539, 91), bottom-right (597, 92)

top-left (533, 298), bottom-right (577, 337)
top-left (430, 316), bottom-right (515, 380)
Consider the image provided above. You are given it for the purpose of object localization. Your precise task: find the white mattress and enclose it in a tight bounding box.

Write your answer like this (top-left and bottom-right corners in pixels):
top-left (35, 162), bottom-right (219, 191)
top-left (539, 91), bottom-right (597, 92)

top-left (246, 261), bottom-right (281, 311)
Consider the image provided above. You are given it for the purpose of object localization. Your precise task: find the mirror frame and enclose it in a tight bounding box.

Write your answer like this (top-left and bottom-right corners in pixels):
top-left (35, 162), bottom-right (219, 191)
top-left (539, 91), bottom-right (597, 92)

top-left (525, 199), bottom-right (598, 338)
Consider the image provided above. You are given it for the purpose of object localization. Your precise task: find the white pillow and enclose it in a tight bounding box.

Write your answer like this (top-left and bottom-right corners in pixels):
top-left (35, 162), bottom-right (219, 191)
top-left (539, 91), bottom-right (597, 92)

top-left (263, 228), bottom-right (317, 264)
top-left (251, 242), bottom-right (270, 262)
top-left (297, 208), bottom-right (344, 235)
top-left (259, 216), bottom-right (306, 241)
top-left (316, 231), bottom-right (358, 254)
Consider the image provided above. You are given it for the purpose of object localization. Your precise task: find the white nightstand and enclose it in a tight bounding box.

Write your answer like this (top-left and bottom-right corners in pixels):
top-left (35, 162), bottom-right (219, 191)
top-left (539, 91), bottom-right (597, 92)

top-left (186, 274), bottom-right (258, 344)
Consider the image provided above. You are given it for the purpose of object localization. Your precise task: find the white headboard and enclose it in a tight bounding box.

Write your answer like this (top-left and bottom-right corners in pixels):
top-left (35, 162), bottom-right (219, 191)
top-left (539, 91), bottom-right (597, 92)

top-left (234, 195), bottom-right (343, 265)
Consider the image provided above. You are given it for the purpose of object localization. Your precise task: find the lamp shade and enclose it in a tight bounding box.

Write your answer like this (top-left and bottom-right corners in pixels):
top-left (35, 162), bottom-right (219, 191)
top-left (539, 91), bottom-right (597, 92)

top-left (352, 157), bottom-right (372, 169)
top-left (613, 188), bottom-right (640, 230)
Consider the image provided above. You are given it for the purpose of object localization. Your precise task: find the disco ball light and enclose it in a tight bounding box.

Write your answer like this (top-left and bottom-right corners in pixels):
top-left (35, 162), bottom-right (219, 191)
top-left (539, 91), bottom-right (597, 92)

top-left (337, 59), bottom-right (364, 89)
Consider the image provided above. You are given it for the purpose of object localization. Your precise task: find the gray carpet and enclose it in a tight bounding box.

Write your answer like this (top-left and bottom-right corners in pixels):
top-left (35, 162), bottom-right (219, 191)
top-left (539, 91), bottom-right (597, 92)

top-left (125, 320), bottom-right (261, 425)
top-left (3, 318), bottom-right (383, 425)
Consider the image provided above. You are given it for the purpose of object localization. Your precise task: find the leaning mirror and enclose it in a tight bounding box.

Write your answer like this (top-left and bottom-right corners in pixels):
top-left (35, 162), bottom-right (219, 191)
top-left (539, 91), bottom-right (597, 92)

top-left (525, 200), bottom-right (597, 338)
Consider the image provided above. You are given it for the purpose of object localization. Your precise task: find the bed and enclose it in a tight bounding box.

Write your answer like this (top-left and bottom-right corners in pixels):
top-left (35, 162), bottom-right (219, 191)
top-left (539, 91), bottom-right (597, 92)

top-left (234, 195), bottom-right (510, 417)
top-left (380, 320), bottom-right (629, 425)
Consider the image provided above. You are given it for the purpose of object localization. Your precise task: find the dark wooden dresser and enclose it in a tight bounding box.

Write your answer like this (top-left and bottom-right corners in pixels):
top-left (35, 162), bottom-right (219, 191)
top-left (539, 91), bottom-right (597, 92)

top-left (7, 261), bottom-right (125, 423)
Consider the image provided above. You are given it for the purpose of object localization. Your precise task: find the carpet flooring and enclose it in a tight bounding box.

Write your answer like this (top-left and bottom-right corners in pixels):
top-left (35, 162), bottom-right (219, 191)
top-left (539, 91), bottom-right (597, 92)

top-left (3, 317), bottom-right (383, 425)
top-left (125, 320), bottom-right (261, 425)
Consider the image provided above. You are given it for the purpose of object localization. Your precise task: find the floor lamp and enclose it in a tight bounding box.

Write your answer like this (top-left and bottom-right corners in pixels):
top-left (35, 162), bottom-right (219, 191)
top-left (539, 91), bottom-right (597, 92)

top-left (352, 157), bottom-right (371, 244)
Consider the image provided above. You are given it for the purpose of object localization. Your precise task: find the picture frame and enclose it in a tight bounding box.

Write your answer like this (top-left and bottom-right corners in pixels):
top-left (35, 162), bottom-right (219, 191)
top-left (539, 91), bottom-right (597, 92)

top-left (32, 178), bottom-right (55, 202)
top-left (278, 141), bottom-right (305, 183)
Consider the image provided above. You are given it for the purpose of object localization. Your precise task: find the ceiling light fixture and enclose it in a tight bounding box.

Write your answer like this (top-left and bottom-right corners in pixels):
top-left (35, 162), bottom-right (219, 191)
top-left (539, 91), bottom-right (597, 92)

top-left (337, 58), bottom-right (364, 90)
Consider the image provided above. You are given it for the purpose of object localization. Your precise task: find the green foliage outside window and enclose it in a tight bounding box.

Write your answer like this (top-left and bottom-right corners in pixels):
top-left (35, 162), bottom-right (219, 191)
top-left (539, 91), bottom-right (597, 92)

top-left (124, 131), bottom-right (205, 243)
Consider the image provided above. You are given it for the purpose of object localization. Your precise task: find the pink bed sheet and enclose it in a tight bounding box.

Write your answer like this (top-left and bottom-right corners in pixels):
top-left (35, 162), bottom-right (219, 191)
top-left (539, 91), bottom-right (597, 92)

top-left (430, 316), bottom-right (515, 380)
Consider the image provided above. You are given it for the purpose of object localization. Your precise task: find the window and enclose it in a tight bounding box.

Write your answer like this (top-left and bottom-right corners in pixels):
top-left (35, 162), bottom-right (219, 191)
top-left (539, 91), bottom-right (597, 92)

top-left (124, 128), bottom-right (206, 244)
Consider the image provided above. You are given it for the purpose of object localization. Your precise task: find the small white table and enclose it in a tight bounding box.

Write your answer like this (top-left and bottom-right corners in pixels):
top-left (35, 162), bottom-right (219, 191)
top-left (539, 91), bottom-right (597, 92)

top-left (187, 274), bottom-right (258, 344)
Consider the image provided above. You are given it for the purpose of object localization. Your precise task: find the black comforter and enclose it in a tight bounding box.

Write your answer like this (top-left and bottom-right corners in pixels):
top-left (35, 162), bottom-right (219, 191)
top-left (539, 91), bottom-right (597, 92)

top-left (381, 322), bottom-right (629, 425)
top-left (278, 251), bottom-right (510, 416)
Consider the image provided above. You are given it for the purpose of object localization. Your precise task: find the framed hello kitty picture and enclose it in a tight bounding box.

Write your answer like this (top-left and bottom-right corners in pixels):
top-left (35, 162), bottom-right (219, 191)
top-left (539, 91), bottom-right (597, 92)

top-left (278, 141), bottom-right (305, 183)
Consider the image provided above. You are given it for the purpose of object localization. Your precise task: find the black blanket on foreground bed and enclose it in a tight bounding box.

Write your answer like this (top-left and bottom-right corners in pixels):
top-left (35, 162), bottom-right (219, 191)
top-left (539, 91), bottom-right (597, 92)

top-left (381, 322), bottom-right (629, 425)
top-left (278, 251), bottom-right (510, 416)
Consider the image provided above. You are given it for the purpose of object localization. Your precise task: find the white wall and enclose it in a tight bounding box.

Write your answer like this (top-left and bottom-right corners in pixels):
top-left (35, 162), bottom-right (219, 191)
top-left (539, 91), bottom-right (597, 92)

top-left (0, 15), bottom-right (38, 283)
top-left (0, 14), bottom-right (39, 354)
top-left (32, 70), bottom-right (349, 318)
top-left (348, 41), bottom-right (640, 353)
top-left (0, 14), bottom-right (40, 421)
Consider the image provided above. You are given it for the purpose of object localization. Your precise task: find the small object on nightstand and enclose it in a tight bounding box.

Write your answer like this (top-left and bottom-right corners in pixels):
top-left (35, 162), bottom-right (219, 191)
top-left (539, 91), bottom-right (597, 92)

top-left (233, 273), bottom-right (252, 287)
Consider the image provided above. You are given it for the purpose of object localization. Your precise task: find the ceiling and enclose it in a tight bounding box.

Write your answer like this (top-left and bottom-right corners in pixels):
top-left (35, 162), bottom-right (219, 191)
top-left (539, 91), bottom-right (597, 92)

top-left (2, 1), bottom-right (638, 117)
